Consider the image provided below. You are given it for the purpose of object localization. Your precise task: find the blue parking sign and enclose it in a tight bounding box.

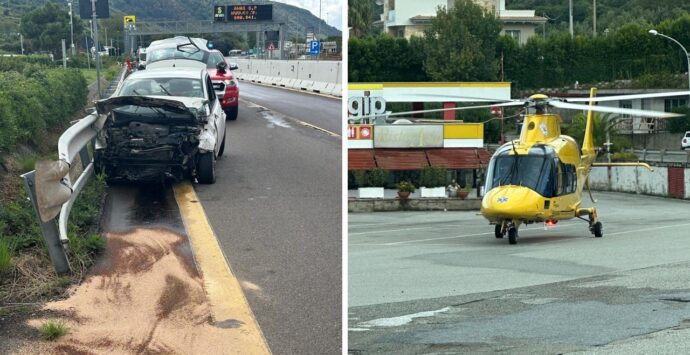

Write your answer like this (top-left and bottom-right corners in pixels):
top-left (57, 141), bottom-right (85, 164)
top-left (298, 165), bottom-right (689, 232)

top-left (310, 40), bottom-right (321, 55)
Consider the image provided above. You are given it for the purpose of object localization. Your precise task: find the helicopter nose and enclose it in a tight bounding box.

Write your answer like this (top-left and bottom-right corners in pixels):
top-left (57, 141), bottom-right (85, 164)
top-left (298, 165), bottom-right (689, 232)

top-left (481, 186), bottom-right (544, 220)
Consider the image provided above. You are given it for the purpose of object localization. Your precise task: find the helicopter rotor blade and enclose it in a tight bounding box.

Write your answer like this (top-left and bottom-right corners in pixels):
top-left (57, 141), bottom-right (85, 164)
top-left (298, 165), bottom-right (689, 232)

top-left (548, 100), bottom-right (683, 118)
top-left (353, 101), bottom-right (526, 120)
top-left (566, 91), bottom-right (690, 103)
top-left (396, 93), bottom-right (522, 103)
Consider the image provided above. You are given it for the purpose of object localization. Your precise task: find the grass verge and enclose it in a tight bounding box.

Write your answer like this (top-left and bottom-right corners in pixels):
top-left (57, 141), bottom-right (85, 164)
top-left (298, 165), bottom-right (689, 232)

top-left (0, 174), bottom-right (106, 302)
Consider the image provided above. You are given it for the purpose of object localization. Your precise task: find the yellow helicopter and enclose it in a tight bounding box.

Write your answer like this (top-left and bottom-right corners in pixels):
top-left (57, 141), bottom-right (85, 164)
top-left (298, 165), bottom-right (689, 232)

top-left (480, 88), bottom-right (686, 244)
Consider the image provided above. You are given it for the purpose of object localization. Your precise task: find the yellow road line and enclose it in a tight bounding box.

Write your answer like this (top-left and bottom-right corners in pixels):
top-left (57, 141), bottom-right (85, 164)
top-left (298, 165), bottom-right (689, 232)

top-left (173, 182), bottom-right (271, 354)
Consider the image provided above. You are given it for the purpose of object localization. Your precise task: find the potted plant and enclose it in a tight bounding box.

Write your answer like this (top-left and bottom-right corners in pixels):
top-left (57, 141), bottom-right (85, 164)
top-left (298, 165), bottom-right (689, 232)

top-left (358, 168), bottom-right (387, 198)
top-left (457, 175), bottom-right (472, 199)
top-left (395, 181), bottom-right (415, 199)
top-left (457, 186), bottom-right (470, 199)
top-left (420, 166), bottom-right (447, 198)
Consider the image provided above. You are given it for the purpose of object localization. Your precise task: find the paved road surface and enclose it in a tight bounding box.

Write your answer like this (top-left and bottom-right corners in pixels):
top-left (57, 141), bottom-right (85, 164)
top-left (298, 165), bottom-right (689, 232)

top-left (238, 81), bottom-right (341, 134)
top-left (193, 95), bottom-right (342, 354)
top-left (349, 192), bottom-right (690, 353)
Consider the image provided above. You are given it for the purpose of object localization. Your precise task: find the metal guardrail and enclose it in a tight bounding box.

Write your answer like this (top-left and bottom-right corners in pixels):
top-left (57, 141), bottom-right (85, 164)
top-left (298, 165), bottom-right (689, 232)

top-left (633, 149), bottom-right (690, 166)
top-left (21, 66), bottom-right (127, 274)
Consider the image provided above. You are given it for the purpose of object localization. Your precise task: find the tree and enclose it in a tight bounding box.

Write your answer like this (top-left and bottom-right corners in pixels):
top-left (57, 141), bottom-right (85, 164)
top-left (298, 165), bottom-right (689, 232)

top-left (349, 0), bottom-right (373, 38)
top-left (20, 3), bottom-right (83, 55)
top-left (423, 0), bottom-right (502, 81)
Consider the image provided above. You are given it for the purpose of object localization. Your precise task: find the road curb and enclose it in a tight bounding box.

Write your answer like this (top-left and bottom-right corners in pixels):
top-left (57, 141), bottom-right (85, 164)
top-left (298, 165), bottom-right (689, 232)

top-left (349, 198), bottom-right (481, 212)
top-left (173, 182), bottom-right (272, 354)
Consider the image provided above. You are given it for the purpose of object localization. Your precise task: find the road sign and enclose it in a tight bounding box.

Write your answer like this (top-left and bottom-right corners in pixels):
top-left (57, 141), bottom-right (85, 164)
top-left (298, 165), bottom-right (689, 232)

top-left (227, 4), bottom-right (273, 21)
top-left (310, 40), bottom-right (320, 55)
top-left (79, 0), bottom-right (109, 19)
top-left (124, 15), bottom-right (136, 27)
top-left (213, 5), bottom-right (226, 21)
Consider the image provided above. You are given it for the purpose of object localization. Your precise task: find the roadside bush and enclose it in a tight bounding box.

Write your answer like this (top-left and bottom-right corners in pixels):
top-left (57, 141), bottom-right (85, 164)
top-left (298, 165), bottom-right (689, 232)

top-left (420, 166), bottom-right (448, 187)
top-left (0, 67), bottom-right (87, 151)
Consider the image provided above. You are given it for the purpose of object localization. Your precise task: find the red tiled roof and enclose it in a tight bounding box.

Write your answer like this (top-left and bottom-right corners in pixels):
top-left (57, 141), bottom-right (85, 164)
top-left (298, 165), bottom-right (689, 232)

top-left (426, 149), bottom-right (487, 169)
top-left (348, 149), bottom-right (376, 170)
top-left (374, 149), bottom-right (429, 170)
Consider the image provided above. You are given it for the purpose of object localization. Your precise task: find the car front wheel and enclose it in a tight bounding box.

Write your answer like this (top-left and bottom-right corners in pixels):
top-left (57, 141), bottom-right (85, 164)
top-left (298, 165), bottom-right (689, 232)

top-left (197, 152), bottom-right (216, 184)
top-left (225, 105), bottom-right (238, 121)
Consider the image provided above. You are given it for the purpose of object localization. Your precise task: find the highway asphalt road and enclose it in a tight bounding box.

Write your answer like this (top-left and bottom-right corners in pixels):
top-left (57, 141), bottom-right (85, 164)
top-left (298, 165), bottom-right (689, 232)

top-left (349, 192), bottom-right (690, 353)
top-left (238, 80), bottom-right (341, 134)
top-left (192, 94), bottom-right (341, 354)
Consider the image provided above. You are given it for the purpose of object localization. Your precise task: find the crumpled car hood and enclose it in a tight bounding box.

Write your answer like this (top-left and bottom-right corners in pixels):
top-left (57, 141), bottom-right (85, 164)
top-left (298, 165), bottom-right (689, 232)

top-left (96, 95), bottom-right (207, 117)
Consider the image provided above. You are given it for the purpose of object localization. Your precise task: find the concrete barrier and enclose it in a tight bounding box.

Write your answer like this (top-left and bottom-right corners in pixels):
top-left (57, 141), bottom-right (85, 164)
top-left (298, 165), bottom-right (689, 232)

top-left (231, 58), bottom-right (341, 97)
top-left (589, 166), bottom-right (690, 199)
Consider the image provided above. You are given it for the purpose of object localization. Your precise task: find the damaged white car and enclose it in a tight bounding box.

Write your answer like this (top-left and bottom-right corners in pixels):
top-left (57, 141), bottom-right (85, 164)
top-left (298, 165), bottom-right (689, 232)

top-left (94, 67), bottom-right (226, 184)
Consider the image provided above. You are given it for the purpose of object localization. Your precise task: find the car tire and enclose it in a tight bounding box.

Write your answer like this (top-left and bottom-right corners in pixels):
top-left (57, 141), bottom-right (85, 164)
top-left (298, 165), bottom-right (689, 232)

top-left (225, 105), bottom-right (238, 121)
top-left (218, 134), bottom-right (226, 157)
top-left (197, 152), bottom-right (216, 184)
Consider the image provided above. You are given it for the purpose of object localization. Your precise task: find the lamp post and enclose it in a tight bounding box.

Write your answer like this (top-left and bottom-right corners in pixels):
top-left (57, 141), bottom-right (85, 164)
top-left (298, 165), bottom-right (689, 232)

top-left (649, 29), bottom-right (690, 107)
top-left (68, 0), bottom-right (75, 55)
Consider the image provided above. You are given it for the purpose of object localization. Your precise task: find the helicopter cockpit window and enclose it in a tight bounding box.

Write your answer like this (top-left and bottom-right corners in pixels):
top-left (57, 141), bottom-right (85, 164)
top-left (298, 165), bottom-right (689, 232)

top-left (485, 146), bottom-right (557, 197)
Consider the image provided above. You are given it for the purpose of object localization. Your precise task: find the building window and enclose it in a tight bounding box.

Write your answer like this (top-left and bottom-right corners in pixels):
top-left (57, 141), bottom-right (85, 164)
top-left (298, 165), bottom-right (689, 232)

top-left (664, 98), bottom-right (687, 112)
top-left (388, 0), bottom-right (395, 10)
top-left (619, 100), bottom-right (632, 119)
top-left (505, 30), bottom-right (521, 43)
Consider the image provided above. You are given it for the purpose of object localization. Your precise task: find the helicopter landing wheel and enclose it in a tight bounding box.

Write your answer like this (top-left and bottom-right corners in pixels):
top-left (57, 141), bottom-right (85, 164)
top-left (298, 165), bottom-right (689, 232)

top-left (495, 224), bottom-right (504, 238)
top-left (591, 221), bottom-right (603, 238)
top-left (508, 226), bottom-right (518, 245)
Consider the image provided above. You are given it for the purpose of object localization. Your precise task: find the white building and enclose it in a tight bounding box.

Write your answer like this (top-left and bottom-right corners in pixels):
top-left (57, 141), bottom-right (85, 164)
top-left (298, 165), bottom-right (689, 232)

top-left (377, 0), bottom-right (544, 44)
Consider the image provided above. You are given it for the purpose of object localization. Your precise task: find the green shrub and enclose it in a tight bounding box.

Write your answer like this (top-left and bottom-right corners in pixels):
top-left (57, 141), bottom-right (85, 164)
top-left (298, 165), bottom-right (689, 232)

top-left (39, 320), bottom-right (69, 341)
top-left (395, 181), bottom-right (415, 193)
top-left (420, 166), bottom-right (448, 187)
top-left (352, 170), bottom-right (368, 188)
top-left (367, 168), bottom-right (388, 187)
top-left (611, 152), bottom-right (639, 162)
top-left (0, 239), bottom-right (11, 274)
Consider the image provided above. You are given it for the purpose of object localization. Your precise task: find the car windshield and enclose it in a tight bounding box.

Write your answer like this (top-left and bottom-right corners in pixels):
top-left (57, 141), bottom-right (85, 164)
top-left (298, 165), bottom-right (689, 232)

top-left (139, 53), bottom-right (146, 61)
top-left (120, 77), bottom-right (204, 98)
top-left (207, 52), bottom-right (225, 69)
top-left (485, 147), bottom-right (557, 197)
top-left (147, 47), bottom-right (206, 64)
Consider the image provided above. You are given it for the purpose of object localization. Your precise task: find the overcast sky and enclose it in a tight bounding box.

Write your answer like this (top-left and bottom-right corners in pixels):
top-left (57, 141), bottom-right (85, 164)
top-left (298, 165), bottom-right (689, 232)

top-left (271, 0), bottom-right (343, 31)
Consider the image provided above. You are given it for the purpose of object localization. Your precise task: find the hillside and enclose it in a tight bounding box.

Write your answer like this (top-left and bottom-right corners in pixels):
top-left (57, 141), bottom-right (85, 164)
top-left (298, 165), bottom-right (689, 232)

top-left (506, 0), bottom-right (690, 35)
top-left (0, 0), bottom-right (339, 53)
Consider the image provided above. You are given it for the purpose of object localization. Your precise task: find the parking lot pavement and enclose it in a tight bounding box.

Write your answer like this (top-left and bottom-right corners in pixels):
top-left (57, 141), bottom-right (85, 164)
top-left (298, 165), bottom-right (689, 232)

top-left (349, 192), bottom-right (690, 353)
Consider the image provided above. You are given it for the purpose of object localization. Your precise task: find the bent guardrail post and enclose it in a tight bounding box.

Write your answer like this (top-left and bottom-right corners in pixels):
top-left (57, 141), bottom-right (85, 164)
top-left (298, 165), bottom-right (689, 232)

top-left (21, 171), bottom-right (71, 274)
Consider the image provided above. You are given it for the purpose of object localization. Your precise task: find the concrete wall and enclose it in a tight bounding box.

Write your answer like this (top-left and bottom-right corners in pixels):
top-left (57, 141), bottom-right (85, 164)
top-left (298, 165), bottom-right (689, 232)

top-left (589, 166), bottom-right (690, 198)
top-left (232, 59), bottom-right (341, 97)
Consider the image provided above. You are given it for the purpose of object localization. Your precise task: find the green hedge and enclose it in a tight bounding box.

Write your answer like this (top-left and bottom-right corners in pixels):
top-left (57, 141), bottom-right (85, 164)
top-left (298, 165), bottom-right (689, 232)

top-left (0, 66), bottom-right (87, 151)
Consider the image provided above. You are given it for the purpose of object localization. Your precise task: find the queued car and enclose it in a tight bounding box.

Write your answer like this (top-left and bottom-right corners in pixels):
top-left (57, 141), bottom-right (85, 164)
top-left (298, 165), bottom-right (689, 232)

top-left (144, 36), bottom-right (240, 120)
top-left (94, 67), bottom-right (226, 184)
top-left (683, 131), bottom-right (690, 150)
top-left (137, 47), bottom-right (147, 69)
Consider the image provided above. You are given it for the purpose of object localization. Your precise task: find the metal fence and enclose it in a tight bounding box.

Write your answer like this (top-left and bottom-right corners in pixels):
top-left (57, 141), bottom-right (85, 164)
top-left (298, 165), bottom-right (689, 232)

top-left (21, 66), bottom-right (126, 274)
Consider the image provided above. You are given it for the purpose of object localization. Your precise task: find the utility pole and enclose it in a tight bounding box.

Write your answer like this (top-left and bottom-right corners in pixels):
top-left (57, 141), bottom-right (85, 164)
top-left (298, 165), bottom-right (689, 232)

top-left (68, 1), bottom-right (75, 55)
top-left (569, 0), bottom-right (573, 37)
top-left (61, 39), bottom-right (67, 68)
top-left (592, 0), bottom-right (597, 37)
top-left (91, 0), bottom-right (102, 99)
top-left (18, 33), bottom-right (23, 55)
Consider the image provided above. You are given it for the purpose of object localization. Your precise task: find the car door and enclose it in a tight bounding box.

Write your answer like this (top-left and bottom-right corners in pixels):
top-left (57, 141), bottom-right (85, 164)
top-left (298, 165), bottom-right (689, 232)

top-left (204, 74), bottom-right (226, 156)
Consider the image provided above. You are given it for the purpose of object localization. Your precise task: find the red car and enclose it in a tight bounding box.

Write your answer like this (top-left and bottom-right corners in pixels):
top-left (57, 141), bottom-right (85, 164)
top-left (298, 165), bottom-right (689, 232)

top-left (208, 50), bottom-right (240, 120)
top-left (145, 37), bottom-right (240, 120)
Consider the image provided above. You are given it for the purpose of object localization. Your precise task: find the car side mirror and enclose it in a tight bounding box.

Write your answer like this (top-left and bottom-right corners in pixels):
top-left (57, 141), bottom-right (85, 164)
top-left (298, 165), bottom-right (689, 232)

top-left (229, 63), bottom-right (238, 71)
top-left (216, 61), bottom-right (227, 73)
